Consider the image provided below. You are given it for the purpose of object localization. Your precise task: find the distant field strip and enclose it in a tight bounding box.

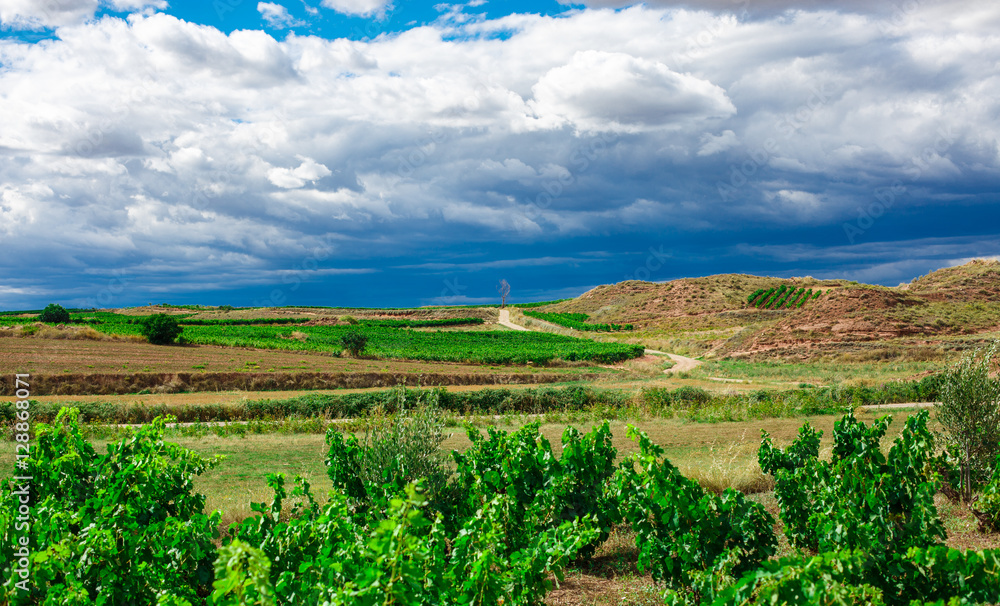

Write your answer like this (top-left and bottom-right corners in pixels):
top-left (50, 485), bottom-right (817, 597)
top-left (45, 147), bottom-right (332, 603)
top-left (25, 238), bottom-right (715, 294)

top-left (1, 313), bottom-right (643, 365)
top-left (522, 311), bottom-right (634, 332)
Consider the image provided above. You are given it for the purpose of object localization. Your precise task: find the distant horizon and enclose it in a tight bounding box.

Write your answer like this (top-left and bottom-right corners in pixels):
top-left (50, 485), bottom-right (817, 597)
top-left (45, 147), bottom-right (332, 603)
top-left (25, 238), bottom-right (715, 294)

top-left (2, 1), bottom-right (998, 310)
top-left (3, 256), bottom-right (995, 313)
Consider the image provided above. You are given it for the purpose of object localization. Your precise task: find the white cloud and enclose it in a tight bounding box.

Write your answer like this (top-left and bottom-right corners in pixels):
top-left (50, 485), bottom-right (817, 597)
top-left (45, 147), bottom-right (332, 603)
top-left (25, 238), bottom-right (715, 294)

top-left (0, 0), bottom-right (98, 29)
top-left (530, 50), bottom-right (736, 133)
top-left (0, 0), bottom-right (165, 29)
top-left (108, 0), bottom-right (167, 10)
top-left (320, 0), bottom-right (390, 17)
top-left (697, 129), bottom-right (738, 155)
top-left (257, 2), bottom-right (306, 29)
top-left (266, 157), bottom-right (333, 188)
top-left (0, 5), bottom-right (999, 301)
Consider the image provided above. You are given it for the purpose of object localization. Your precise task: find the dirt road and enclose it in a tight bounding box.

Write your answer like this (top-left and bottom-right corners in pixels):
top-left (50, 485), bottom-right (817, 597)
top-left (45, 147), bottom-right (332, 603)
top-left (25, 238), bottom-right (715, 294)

top-left (643, 349), bottom-right (703, 374)
top-left (502, 313), bottom-right (702, 375)
top-left (498, 308), bottom-right (529, 331)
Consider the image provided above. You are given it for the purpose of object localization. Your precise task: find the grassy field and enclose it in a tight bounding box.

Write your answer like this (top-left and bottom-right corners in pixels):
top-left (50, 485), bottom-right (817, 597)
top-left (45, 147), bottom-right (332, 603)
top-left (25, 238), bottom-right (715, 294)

top-left (0, 407), bottom-right (958, 534)
top-left (684, 358), bottom-right (944, 386)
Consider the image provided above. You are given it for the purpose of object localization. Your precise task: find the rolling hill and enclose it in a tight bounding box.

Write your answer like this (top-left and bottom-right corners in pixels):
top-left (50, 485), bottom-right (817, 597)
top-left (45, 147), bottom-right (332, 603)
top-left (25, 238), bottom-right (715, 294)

top-left (537, 259), bottom-right (1000, 362)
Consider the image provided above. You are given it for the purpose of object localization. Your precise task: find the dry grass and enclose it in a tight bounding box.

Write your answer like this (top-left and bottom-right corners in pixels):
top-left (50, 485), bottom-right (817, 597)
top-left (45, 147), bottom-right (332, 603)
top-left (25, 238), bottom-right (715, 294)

top-left (0, 323), bottom-right (145, 342)
top-left (681, 429), bottom-right (775, 495)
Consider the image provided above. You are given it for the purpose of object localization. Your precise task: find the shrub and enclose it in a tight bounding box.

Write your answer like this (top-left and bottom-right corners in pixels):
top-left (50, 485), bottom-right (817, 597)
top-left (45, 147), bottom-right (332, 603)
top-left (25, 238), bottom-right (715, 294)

top-left (325, 391), bottom-right (452, 517)
top-left (452, 421), bottom-right (618, 555)
top-left (140, 313), bottom-right (183, 345)
top-left (611, 426), bottom-right (777, 594)
top-left (0, 409), bottom-right (221, 603)
top-left (935, 341), bottom-right (1000, 500)
top-left (38, 303), bottom-right (70, 323)
top-left (759, 411), bottom-right (945, 566)
top-left (339, 331), bottom-right (368, 357)
top-left (974, 451), bottom-right (1000, 532)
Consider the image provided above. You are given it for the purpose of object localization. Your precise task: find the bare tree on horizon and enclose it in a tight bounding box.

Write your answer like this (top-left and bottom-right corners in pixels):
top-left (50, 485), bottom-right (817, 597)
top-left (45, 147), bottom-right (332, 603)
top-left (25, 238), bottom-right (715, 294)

top-left (498, 279), bottom-right (510, 308)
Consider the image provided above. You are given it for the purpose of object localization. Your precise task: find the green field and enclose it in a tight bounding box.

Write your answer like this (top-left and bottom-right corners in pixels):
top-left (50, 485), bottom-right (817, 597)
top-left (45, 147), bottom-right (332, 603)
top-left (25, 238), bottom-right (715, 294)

top-left (0, 312), bottom-right (644, 365)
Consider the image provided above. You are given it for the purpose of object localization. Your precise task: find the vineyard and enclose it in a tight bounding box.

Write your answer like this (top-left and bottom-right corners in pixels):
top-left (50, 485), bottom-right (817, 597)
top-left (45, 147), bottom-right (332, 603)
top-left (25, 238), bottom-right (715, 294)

top-left (0, 312), bottom-right (642, 365)
top-left (746, 285), bottom-right (823, 310)
top-left (521, 311), bottom-right (634, 332)
top-left (3, 404), bottom-right (999, 605)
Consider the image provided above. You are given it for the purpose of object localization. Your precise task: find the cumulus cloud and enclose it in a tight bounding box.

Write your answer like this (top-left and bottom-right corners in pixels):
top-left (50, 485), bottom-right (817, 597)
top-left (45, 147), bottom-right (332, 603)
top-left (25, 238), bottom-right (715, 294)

top-left (697, 129), bottom-right (738, 155)
top-left (320, 0), bottom-right (390, 17)
top-left (0, 0), bottom-right (166, 29)
top-left (0, 4), bottom-right (999, 306)
top-left (530, 50), bottom-right (736, 133)
top-left (257, 2), bottom-right (306, 29)
top-left (0, 0), bottom-right (99, 29)
top-left (558, 0), bottom-right (964, 18)
top-left (266, 157), bottom-right (333, 189)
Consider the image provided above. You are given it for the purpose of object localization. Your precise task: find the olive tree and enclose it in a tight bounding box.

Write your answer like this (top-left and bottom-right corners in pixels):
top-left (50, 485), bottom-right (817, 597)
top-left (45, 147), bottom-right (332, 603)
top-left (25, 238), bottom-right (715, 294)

top-left (936, 341), bottom-right (1000, 502)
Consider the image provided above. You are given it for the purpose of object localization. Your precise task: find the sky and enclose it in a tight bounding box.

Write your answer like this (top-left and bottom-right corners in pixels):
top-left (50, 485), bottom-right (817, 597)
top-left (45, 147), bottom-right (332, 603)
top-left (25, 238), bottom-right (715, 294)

top-left (0, 0), bottom-right (998, 309)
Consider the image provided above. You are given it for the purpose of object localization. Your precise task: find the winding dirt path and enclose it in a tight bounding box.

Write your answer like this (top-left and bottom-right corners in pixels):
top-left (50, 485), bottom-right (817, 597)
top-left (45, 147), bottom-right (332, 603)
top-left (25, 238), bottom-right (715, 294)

top-left (643, 349), bottom-right (703, 374)
top-left (501, 312), bottom-right (702, 375)
top-left (498, 308), bottom-right (529, 331)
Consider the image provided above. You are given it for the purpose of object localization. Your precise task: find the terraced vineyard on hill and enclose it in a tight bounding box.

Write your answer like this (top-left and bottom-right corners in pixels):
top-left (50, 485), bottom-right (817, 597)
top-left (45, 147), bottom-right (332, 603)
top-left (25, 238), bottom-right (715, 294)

top-left (747, 285), bottom-right (824, 309)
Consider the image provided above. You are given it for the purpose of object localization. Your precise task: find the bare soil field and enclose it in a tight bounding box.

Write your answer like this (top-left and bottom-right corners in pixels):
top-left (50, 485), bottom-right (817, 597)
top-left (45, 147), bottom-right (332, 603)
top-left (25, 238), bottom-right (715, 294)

top-left (0, 337), bottom-right (549, 375)
top-left (0, 338), bottom-right (610, 395)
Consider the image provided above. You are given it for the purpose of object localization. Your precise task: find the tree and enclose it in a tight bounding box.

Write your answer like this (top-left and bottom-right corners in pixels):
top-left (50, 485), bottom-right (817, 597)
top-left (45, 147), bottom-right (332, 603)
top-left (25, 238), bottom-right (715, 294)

top-left (38, 303), bottom-right (70, 323)
top-left (141, 314), bottom-right (183, 345)
top-left (340, 331), bottom-right (368, 357)
top-left (498, 279), bottom-right (510, 308)
top-left (936, 341), bottom-right (1000, 502)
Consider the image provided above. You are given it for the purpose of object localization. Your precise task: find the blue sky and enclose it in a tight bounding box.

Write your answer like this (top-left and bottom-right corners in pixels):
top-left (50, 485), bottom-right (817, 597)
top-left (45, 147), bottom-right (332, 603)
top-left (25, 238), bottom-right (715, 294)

top-left (1, 0), bottom-right (998, 309)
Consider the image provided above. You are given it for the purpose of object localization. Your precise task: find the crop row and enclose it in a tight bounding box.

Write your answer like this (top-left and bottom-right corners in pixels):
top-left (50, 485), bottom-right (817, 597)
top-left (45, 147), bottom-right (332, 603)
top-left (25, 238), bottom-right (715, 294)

top-left (749, 285), bottom-right (824, 310)
top-left (5, 407), bottom-right (998, 605)
top-left (0, 313), bottom-right (485, 329)
top-left (72, 321), bottom-right (643, 365)
top-left (522, 311), bottom-right (633, 332)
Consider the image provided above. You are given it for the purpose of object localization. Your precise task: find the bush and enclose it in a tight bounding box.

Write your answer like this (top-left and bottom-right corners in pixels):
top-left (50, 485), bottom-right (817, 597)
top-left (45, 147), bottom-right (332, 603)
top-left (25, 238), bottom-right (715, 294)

top-left (141, 313), bottom-right (183, 345)
top-left (325, 391), bottom-right (452, 517)
top-left (612, 426), bottom-right (777, 594)
top-left (0, 409), bottom-right (220, 603)
top-left (452, 421), bottom-right (618, 555)
top-left (339, 331), bottom-right (368, 357)
top-left (759, 411), bottom-right (945, 565)
top-left (936, 341), bottom-right (1000, 500)
top-left (38, 303), bottom-right (70, 323)
top-left (975, 451), bottom-right (1000, 532)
